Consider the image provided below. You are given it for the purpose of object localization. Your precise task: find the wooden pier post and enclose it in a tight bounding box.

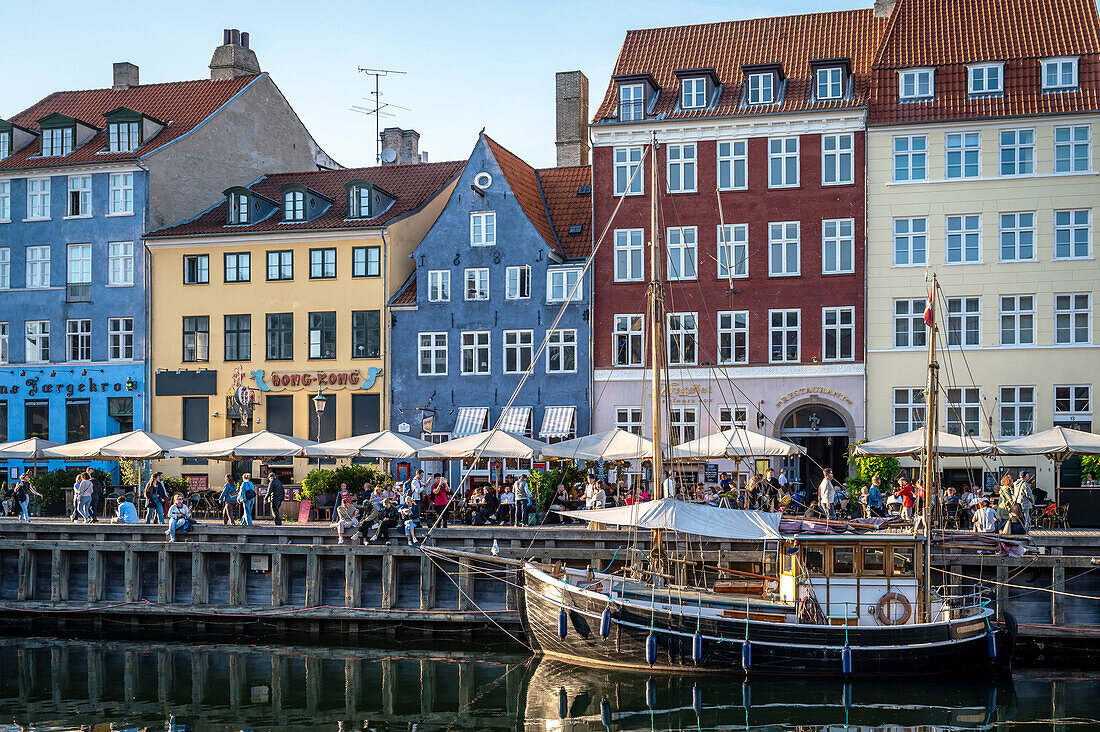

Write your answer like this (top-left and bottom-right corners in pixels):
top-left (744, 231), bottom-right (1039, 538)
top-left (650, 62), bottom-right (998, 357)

top-left (382, 554), bottom-right (396, 610)
top-left (345, 551), bottom-right (360, 608)
top-left (191, 551), bottom-right (205, 605)
top-left (51, 547), bottom-right (63, 602)
top-left (458, 562), bottom-right (473, 611)
top-left (1052, 556), bottom-right (1066, 627)
top-left (87, 549), bottom-right (100, 602)
top-left (420, 553), bottom-right (435, 610)
top-left (995, 564), bottom-right (1008, 622)
top-left (229, 549), bottom-right (242, 606)
top-left (158, 549), bottom-right (170, 604)
top-left (271, 552), bottom-right (284, 606)
top-left (16, 547), bottom-right (29, 601)
top-left (305, 553), bottom-right (319, 607)
top-left (124, 548), bottom-right (137, 602)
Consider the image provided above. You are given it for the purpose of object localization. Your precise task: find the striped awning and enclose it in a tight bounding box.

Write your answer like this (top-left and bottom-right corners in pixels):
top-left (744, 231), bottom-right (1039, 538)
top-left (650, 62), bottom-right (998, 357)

top-left (498, 406), bottom-right (532, 435)
top-left (539, 406), bottom-right (577, 438)
top-left (451, 407), bottom-right (489, 438)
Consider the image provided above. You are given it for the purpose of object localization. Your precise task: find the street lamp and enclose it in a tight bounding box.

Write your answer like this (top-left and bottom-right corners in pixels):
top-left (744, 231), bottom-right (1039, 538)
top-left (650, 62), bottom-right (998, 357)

top-left (312, 388), bottom-right (327, 440)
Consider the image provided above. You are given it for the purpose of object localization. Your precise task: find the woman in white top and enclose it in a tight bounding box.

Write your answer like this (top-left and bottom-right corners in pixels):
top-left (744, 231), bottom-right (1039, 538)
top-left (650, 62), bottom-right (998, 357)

top-left (166, 495), bottom-right (193, 542)
top-left (499, 487), bottom-right (516, 525)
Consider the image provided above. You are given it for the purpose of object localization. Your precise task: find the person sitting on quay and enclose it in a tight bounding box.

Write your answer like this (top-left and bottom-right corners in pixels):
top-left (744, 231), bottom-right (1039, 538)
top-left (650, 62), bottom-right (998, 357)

top-left (400, 495), bottom-right (421, 545)
top-left (478, 486), bottom-right (500, 525)
top-left (365, 499), bottom-right (400, 544)
top-left (238, 473), bottom-right (257, 526)
top-left (165, 494), bottom-right (194, 542)
top-left (220, 474), bottom-right (239, 526)
top-left (1, 485), bottom-right (13, 517)
top-left (332, 496), bottom-right (359, 545)
top-left (113, 493), bottom-right (139, 524)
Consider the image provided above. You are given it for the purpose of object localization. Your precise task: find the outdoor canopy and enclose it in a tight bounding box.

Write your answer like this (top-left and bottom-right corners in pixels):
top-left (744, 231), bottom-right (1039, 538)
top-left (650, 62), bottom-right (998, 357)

top-left (0, 438), bottom-right (60, 460)
top-left (43, 430), bottom-right (193, 460)
top-left (996, 426), bottom-right (1100, 460)
top-left (668, 428), bottom-right (804, 460)
top-left (169, 431), bottom-right (315, 460)
top-left (556, 497), bottom-right (782, 541)
top-left (303, 430), bottom-right (432, 459)
top-left (540, 428), bottom-right (654, 461)
top-left (417, 429), bottom-right (546, 460)
top-left (852, 428), bottom-right (995, 458)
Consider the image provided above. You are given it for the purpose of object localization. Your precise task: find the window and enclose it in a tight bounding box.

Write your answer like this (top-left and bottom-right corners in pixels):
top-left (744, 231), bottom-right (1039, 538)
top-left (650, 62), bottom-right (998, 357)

top-left (308, 311), bottom-right (337, 359)
top-left (266, 313), bottom-right (293, 360)
top-left (109, 242), bottom-right (134, 286)
top-left (747, 72), bottom-right (775, 104)
top-left (717, 406), bottom-right (748, 432)
top-left (619, 83), bottom-right (645, 121)
top-left (26, 245), bottom-right (50, 288)
top-left (506, 265), bottom-right (531, 299)
top-left (0, 322), bottom-right (6, 364)
top-left (769, 309), bottom-right (800, 362)
top-left (894, 298), bottom-right (927, 348)
top-left (283, 190), bottom-right (305, 221)
top-left (27, 178), bottom-right (50, 219)
top-left (768, 137), bottom-right (799, 188)
top-left (946, 297), bottom-right (981, 346)
top-left (1055, 126), bottom-right (1090, 173)
top-left (1054, 385), bottom-right (1090, 418)
top-left (1000, 129), bottom-right (1035, 176)
top-left (547, 329), bottom-right (577, 373)
top-left (616, 407), bottom-right (642, 435)
top-left (108, 173), bottom-right (133, 214)
top-left (503, 330), bottom-right (533, 374)
top-left (0, 248), bottom-right (7, 289)
top-left (220, 252), bottom-right (249, 283)
top-left (1000, 213), bottom-right (1035, 261)
top-left (228, 192), bottom-right (249, 224)
top-left (717, 224), bottom-right (748, 279)
top-left (669, 407), bottom-right (697, 446)
top-left (717, 310), bottom-right (748, 364)
top-left (822, 306), bottom-right (855, 361)
top-left (182, 316), bottom-right (209, 362)
top-left (667, 312), bottom-right (697, 365)
top-left (822, 218), bottom-right (855, 274)
top-left (25, 321), bottom-right (50, 362)
top-left (67, 244), bottom-right (91, 284)
top-left (768, 221), bottom-right (800, 276)
top-left (465, 268), bottom-right (489, 300)
top-left (67, 175), bottom-right (91, 216)
top-left (108, 121), bottom-right (140, 152)
top-left (1054, 209), bottom-right (1090, 259)
top-left (614, 229), bottom-right (644, 281)
top-left (681, 77), bottom-right (707, 109)
top-left (460, 331), bottom-right (491, 375)
top-left (183, 254), bottom-right (209, 284)
top-left (717, 140), bottom-right (748, 191)
top-left (614, 314), bottom-right (644, 366)
top-left (1000, 295), bottom-right (1035, 346)
top-left (41, 126), bottom-right (73, 156)
top-left (470, 211), bottom-right (496, 246)
top-left (108, 396), bottom-right (134, 434)
top-left (418, 332), bottom-right (447, 375)
top-left (1055, 293), bottom-right (1090, 345)
top-left (899, 68), bottom-right (934, 100)
top-left (613, 146), bottom-right (643, 195)
top-left (428, 270), bottom-right (450, 302)
top-left (267, 250), bottom-right (293, 281)
top-left (666, 227), bottom-right (697, 280)
top-left (946, 387), bottom-right (982, 436)
top-left (548, 268), bottom-right (582, 302)
top-left (66, 399), bottom-right (90, 443)
top-left (108, 317), bottom-right (134, 361)
top-left (893, 217), bottom-right (927, 266)
top-left (348, 184), bottom-right (371, 218)
top-left (946, 132), bottom-right (980, 179)
top-left (309, 248), bottom-right (336, 279)
top-left (24, 400), bottom-right (49, 440)
top-left (0, 181), bottom-right (9, 220)
top-left (666, 143), bottom-right (696, 193)
top-left (0, 131), bottom-right (9, 161)
top-left (1042, 58), bottom-right (1078, 91)
top-left (352, 246), bottom-right (381, 277)
top-left (66, 319), bottom-right (91, 361)
top-left (822, 134), bottom-right (853, 185)
top-left (352, 310), bottom-right (381, 359)
top-left (893, 136), bottom-right (927, 182)
top-left (1000, 386), bottom-right (1035, 437)
top-left (946, 215), bottom-right (981, 263)
top-left (816, 66), bottom-right (843, 100)
top-left (968, 64), bottom-right (1003, 95)
top-left (223, 314), bottom-right (251, 361)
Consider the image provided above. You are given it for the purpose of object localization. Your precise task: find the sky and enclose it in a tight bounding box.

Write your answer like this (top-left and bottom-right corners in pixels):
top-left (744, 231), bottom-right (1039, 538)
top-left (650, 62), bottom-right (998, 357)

top-left (3, 0), bottom-right (866, 169)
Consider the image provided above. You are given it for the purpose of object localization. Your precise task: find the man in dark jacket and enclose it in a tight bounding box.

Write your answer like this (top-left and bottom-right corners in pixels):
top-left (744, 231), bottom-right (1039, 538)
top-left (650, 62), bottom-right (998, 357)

top-left (369, 499), bottom-right (401, 544)
top-left (267, 473), bottom-right (284, 526)
top-left (763, 468), bottom-right (782, 512)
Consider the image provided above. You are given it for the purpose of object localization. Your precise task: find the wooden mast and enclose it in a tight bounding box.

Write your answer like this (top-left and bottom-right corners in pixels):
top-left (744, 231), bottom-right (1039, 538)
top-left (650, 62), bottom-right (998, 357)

top-left (919, 274), bottom-right (938, 622)
top-left (648, 134), bottom-right (667, 577)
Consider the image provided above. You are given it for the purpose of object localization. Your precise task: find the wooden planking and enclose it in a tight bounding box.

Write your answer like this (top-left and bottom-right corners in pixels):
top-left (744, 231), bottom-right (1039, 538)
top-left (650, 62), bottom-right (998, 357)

top-left (360, 557), bottom-right (383, 609)
top-left (286, 556), bottom-right (307, 606)
top-left (319, 557), bottom-right (345, 608)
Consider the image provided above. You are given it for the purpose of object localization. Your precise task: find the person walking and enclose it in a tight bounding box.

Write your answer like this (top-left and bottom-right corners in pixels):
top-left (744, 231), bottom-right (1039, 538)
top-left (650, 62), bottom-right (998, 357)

top-left (13, 473), bottom-right (41, 523)
top-left (267, 473), bottom-right (284, 525)
top-left (239, 473), bottom-right (257, 526)
top-left (76, 472), bottom-right (96, 523)
top-left (220, 475), bottom-right (238, 525)
top-left (165, 494), bottom-right (193, 542)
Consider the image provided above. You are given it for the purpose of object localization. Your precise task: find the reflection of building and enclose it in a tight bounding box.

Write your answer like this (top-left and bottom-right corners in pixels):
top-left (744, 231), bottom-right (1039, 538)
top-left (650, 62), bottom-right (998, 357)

top-left (145, 145), bottom-right (461, 484)
top-left (865, 0), bottom-right (1100, 496)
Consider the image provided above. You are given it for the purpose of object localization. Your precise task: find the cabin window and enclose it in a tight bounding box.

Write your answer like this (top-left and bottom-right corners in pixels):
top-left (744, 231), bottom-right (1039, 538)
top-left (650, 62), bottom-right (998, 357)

top-left (832, 547), bottom-right (855, 575)
top-left (803, 548), bottom-right (825, 574)
top-left (782, 548), bottom-right (794, 573)
top-left (891, 547), bottom-right (914, 576)
top-left (863, 547), bottom-right (885, 575)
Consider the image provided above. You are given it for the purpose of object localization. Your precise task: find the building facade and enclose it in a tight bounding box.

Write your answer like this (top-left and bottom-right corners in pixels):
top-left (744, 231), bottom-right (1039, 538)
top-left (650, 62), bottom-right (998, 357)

top-left (866, 0), bottom-right (1100, 497)
top-left (146, 152), bottom-right (462, 485)
top-left (0, 29), bottom-right (333, 478)
top-left (590, 11), bottom-right (886, 487)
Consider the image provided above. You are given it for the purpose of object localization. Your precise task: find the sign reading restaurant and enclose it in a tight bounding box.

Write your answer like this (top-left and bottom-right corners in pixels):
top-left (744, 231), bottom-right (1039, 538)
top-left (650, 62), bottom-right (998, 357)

top-left (776, 387), bottom-right (853, 408)
top-left (250, 368), bottom-right (382, 392)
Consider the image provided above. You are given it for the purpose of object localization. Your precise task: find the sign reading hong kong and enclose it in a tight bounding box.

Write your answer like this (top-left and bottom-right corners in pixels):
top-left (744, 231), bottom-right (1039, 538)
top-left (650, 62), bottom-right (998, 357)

top-left (250, 367), bottom-right (382, 392)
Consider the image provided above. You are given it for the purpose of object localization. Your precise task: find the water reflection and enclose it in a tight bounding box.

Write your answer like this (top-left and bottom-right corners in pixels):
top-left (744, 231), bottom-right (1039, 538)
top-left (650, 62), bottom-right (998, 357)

top-left (0, 637), bottom-right (1096, 731)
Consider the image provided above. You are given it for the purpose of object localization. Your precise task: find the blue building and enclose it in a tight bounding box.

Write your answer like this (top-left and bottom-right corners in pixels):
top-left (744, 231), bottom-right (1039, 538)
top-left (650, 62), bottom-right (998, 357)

top-left (0, 30), bottom-right (334, 479)
top-left (389, 134), bottom-right (592, 482)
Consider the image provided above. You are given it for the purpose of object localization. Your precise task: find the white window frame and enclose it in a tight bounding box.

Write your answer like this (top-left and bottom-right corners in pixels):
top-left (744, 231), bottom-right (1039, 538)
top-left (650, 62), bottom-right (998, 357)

top-left (1000, 386), bottom-right (1036, 438)
top-left (717, 140), bottom-right (748, 191)
top-left (1054, 385), bottom-right (1091, 419)
top-left (418, 332), bottom-right (447, 376)
top-left (1054, 209), bottom-right (1091, 260)
top-left (67, 175), bottom-right (91, 217)
top-left (27, 178), bottom-right (50, 220)
top-left (768, 137), bottom-right (799, 188)
top-left (613, 146), bottom-right (643, 196)
top-left (669, 407), bottom-right (697, 446)
top-left (1042, 57), bottom-right (1079, 91)
top-left (619, 83), bottom-right (645, 121)
top-left (747, 72), bottom-right (775, 105)
top-left (999, 295), bottom-right (1035, 346)
top-left (613, 314), bottom-right (644, 367)
top-left (614, 229), bottom-right (644, 282)
top-left (946, 214), bottom-right (982, 264)
top-left (66, 318), bottom-right (91, 362)
top-left (67, 243), bottom-right (91, 285)
top-left (1054, 293), bottom-right (1090, 345)
top-left (464, 267), bottom-right (489, 301)
top-left (717, 406), bottom-right (748, 432)
top-left (667, 312), bottom-right (698, 366)
top-left (999, 212), bottom-right (1036, 262)
top-left (898, 68), bottom-right (934, 100)
top-left (283, 190), bottom-right (305, 221)
top-left (894, 298), bottom-right (928, 349)
top-left (816, 66), bottom-right (844, 100)
top-left (108, 173), bottom-right (133, 215)
top-left (946, 132), bottom-right (981, 179)
top-left (108, 242), bottom-right (134, 286)
top-left (184, 254), bottom-right (210, 285)
top-left (717, 310), bottom-right (748, 365)
top-left (503, 329), bottom-right (533, 374)
top-left (666, 226), bottom-right (697, 281)
top-left (822, 218), bottom-right (855, 274)
top-left (546, 329), bottom-right (577, 374)
top-left (769, 308), bottom-right (800, 363)
top-left (0, 180), bottom-right (10, 221)
top-left (547, 268), bottom-right (582, 302)
top-left (108, 317), bottom-right (134, 361)
top-left (968, 63), bottom-right (1003, 95)
top-left (460, 331), bottom-right (491, 376)
top-left (26, 245), bottom-right (50, 288)
top-left (945, 387), bottom-right (982, 437)
top-left (893, 387), bottom-right (925, 435)
top-left (999, 129), bottom-right (1036, 176)
top-left (717, 224), bottom-right (748, 279)
top-left (108, 120), bottom-right (140, 153)
top-left (681, 77), bottom-right (707, 109)
top-left (506, 265), bottom-right (531, 300)
top-left (616, 407), bottom-right (643, 436)
top-left (428, 270), bottom-right (450, 302)
top-left (0, 321), bottom-right (7, 364)
top-left (822, 306), bottom-right (855, 362)
top-left (470, 211), bottom-right (496, 246)
top-left (1054, 125), bottom-right (1091, 173)
top-left (893, 135), bottom-right (928, 182)
top-left (768, 221), bottom-right (800, 277)
top-left (41, 127), bottom-right (73, 157)
top-left (946, 296), bottom-right (981, 347)
top-left (0, 247), bottom-right (8, 289)
top-left (893, 217), bottom-right (927, 267)
top-left (666, 143), bottom-right (697, 193)
top-left (25, 320), bottom-right (50, 363)
top-left (821, 133), bottom-right (854, 185)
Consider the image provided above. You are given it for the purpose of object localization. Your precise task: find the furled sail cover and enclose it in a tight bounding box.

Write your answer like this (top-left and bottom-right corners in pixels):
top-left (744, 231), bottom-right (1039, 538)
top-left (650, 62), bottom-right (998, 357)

top-left (555, 497), bottom-right (782, 541)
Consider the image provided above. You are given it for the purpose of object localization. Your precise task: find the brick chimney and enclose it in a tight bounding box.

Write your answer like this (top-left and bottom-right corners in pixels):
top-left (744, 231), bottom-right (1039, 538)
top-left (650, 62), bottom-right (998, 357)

top-left (380, 127), bottom-right (420, 165)
top-left (113, 62), bottom-right (140, 90)
top-left (555, 71), bottom-right (590, 167)
top-left (209, 29), bottom-right (261, 81)
top-left (874, 0), bottom-right (898, 18)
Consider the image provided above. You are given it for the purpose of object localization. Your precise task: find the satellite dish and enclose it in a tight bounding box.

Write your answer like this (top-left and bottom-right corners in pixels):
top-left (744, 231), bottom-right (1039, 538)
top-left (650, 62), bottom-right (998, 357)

top-left (381, 147), bottom-right (398, 164)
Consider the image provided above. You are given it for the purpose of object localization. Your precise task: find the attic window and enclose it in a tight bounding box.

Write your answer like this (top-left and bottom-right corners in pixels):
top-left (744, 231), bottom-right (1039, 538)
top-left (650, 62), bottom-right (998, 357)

top-left (816, 67), bottom-right (845, 100)
top-left (576, 184), bottom-right (591, 196)
top-left (619, 83), bottom-right (645, 121)
top-left (968, 63), bottom-right (1003, 96)
top-left (1042, 57), bottom-right (1078, 91)
top-left (746, 72), bottom-right (775, 105)
top-left (284, 190), bottom-right (306, 221)
top-left (568, 224), bottom-right (584, 236)
top-left (41, 126), bottom-right (74, 157)
top-left (681, 77), bottom-right (707, 109)
top-left (899, 68), bottom-right (934, 100)
top-left (108, 121), bottom-right (141, 152)
top-left (228, 191), bottom-right (250, 225)
top-left (348, 183), bottom-right (372, 219)
top-left (0, 131), bottom-right (10, 161)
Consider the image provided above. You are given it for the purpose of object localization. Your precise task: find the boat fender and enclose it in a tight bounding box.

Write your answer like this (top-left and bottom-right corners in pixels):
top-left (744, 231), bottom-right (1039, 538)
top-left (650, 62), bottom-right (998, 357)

top-left (842, 682), bottom-right (853, 709)
top-left (986, 631), bottom-right (998, 660)
top-left (691, 631), bottom-right (703, 663)
top-left (692, 684), bottom-right (703, 716)
top-left (558, 687), bottom-right (568, 719)
top-left (841, 644), bottom-right (853, 675)
top-left (645, 677), bottom-right (657, 708)
top-left (645, 633), bottom-right (657, 665)
top-left (600, 608), bottom-right (612, 638)
top-left (741, 640), bottom-right (752, 671)
top-left (741, 681), bottom-right (751, 709)
top-left (874, 592), bottom-right (912, 625)
top-left (600, 698), bottom-right (612, 727)
top-left (557, 609), bottom-right (568, 639)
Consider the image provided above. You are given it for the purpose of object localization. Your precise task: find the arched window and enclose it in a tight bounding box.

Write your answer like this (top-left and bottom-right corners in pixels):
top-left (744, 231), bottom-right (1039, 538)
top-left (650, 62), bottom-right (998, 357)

top-left (284, 190), bottom-right (306, 221)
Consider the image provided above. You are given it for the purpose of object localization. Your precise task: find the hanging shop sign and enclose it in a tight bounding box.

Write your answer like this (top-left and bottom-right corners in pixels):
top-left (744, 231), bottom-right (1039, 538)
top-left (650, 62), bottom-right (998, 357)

top-left (250, 367), bottom-right (383, 392)
top-left (775, 387), bottom-right (853, 408)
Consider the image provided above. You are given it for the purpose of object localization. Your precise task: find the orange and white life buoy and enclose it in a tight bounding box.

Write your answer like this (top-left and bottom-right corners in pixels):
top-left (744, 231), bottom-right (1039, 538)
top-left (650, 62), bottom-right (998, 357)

top-left (874, 592), bottom-right (912, 625)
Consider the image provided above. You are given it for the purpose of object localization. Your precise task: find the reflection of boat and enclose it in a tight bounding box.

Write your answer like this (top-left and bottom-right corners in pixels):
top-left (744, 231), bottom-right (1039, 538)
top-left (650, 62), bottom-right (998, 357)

top-left (522, 656), bottom-right (1013, 731)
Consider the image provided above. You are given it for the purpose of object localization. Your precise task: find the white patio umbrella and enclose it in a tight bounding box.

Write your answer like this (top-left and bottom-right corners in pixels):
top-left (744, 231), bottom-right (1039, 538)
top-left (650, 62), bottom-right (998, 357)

top-left (668, 428), bottom-right (804, 460)
top-left (0, 438), bottom-right (61, 460)
top-left (540, 429), bottom-right (654, 461)
top-left (43, 430), bottom-right (193, 460)
top-left (997, 426), bottom-right (1100, 504)
top-left (417, 429), bottom-right (547, 460)
top-left (853, 428), bottom-right (995, 458)
top-left (168, 430), bottom-right (316, 461)
top-left (304, 430), bottom-right (432, 459)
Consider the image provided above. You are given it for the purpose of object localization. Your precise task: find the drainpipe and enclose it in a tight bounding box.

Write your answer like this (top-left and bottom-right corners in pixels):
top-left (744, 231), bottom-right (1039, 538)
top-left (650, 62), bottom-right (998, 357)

top-left (137, 160), bottom-right (152, 438)
top-left (380, 227), bottom-right (390, 439)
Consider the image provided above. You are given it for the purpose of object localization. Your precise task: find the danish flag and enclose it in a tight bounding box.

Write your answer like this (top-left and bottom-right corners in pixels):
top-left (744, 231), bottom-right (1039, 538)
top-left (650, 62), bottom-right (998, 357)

top-left (923, 286), bottom-right (934, 328)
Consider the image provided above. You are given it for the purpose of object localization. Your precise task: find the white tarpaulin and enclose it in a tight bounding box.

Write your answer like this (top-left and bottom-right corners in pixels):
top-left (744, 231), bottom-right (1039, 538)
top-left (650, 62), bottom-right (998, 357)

top-left (0, 438), bottom-right (61, 460)
top-left (417, 429), bottom-right (547, 460)
top-left (169, 431), bottom-right (315, 460)
top-left (668, 428), bottom-right (803, 460)
top-left (997, 426), bottom-right (1100, 460)
top-left (540, 429), bottom-right (654, 461)
top-left (303, 431), bottom-right (432, 459)
top-left (44, 430), bottom-right (193, 460)
top-left (853, 427), bottom-right (995, 457)
top-left (556, 497), bottom-right (782, 541)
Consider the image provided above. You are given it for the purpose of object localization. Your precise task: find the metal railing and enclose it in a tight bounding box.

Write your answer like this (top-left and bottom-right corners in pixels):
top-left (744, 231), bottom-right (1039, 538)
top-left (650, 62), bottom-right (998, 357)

top-left (66, 282), bottom-right (91, 302)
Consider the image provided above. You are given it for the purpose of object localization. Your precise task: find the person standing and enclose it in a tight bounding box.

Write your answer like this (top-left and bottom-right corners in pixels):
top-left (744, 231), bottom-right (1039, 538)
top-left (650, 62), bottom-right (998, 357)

top-left (997, 474), bottom-right (1015, 523)
top-left (515, 474), bottom-right (532, 526)
top-left (239, 473), bottom-right (256, 526)
top-left (662, 471), bottom-right (677, 499)
top-left (896, 477), bottom-right (916, 522)
top-left (817, 469), bottom-right (838, 519)
top-left (1013, 471), bottom-right (1035, 529)
top-left (220, 475), bottom-right (238, 525)
top-left (410, 469), bottom-right (425, 505)
top-left (13, 473), bottom-right (41, 523)
top-left (145, 473), bottom-right (166, 524)
top-left (400, 495), bottom-right (422, 545)
top-left (268, 473), bottom-right (285, 525)
top-left (868, 476), bottom-right (885, 517)
top-left (432, 477), bottom-right (450, 528)
top-left (165, 494), bottom-right (193, 542)
top-left (763, 467), bottom-right (782, 512)
top-left (77, 472), bottom-right (96, 523)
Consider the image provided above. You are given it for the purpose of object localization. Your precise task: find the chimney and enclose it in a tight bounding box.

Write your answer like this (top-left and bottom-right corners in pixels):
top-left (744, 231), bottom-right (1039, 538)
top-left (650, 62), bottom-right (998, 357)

top-left (209, 28), bottom-right (261, 81)
top-left (555, 71), bottom-right (590, 167)
top-left (874, 0), bottom-right (897, 18)
top-left (113, 62), bottom-right (140, 90)
top-left (380, 128), bottom-right (421, 165)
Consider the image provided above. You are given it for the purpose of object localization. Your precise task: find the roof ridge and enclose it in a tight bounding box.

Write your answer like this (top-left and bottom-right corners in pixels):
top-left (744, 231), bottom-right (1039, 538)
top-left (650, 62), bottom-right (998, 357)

top-left (623, 7), bottom-right (872, 36)
top-left (537, 164), bottom-right (591, 174)
top-left (28, 74), bottom-right (261, 100)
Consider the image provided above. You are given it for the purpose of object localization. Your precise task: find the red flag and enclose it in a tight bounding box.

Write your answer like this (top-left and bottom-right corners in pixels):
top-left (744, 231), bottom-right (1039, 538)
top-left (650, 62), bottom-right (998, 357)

top-left (922, 286), bottom-right (934, 327)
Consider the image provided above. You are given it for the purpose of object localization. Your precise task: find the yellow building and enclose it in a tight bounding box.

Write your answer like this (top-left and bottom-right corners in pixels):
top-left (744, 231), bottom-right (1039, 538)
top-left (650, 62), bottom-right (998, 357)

top-left (866, 0), bottom-right (1100, 496)
top-left (145, 158), bottom-right (462, 485)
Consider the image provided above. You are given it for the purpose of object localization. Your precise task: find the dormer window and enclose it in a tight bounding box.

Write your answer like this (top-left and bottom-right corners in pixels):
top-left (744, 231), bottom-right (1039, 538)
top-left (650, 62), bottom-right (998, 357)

top-left (41, 126), bottom-right (74, 157)
top-left (815, 67), bottom-right (845, 100)
top-left (283, 190), bottom-right (305, 221)
top-left (747, 72), bottom-right (775, 105)
top-left (681, 77), bottom-right (707, 109)
top-left (619, 83), bottom-right (645, 121)
top-left (228, 191), bottom-right (250, 225)
top-left (0, 131), bottom-right (10, 161)
top-left (108, 121), bottom-right (141, 152)
top-left (348, 183), bottom-right (372, 218)
top-left (968, 63), bottom-right (1003, 96)
top-left (899, 69), bottom-right (934, 101)
top-left (1042, 57), bottom-right (1078, 91)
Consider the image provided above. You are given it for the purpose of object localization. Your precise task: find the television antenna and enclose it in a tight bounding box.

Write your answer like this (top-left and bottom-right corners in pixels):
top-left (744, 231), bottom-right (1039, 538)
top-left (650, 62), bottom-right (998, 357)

top-left (352, 67), bottom-right (409, 163)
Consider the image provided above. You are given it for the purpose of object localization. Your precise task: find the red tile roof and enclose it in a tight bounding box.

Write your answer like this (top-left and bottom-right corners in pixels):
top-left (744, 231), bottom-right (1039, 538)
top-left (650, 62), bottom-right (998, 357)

top-left (869, 0), bottom-right (1100, 124)
top-left (538, 165), bottom-right (592, 259)
top-left (147, 160), bottom-right (464, 237)
top-left (1, 75), bottom-right (257, 170)
top-left (594, 10), bottom-right (887, 123)
top-left (483, 135), bottom-right (560, 250)
top-left (391, 273), bottom-right (417, 306)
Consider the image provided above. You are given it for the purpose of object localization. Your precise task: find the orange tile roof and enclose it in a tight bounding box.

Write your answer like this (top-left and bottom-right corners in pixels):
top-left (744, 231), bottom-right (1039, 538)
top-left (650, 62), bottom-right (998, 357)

top-left (538, 164), bottom-right (591, 260)
top-left (483, 135), bottom-right (560, 251)
top-left (391, 272), bottom-right (417, 306)
top-left (594, 10), bottom-right (887, 123)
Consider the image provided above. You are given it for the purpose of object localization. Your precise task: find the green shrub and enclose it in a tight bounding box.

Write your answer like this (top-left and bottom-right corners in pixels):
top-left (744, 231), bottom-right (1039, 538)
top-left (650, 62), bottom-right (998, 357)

top-left (528, 462), bottom-right (588, 511)
top-left (30, 468), bottom-right (111, 515)
top-left (163, 476), bottom-right (190, 498)
top-left (1081, 455), bottom-right (1099, 480)
top-left (300, 464), bottom-right (392, 500)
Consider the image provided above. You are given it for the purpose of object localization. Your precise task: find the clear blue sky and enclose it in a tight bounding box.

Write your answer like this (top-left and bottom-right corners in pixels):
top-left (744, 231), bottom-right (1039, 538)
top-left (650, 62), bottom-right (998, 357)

top-left (3, 0), bottom-right (865, 169)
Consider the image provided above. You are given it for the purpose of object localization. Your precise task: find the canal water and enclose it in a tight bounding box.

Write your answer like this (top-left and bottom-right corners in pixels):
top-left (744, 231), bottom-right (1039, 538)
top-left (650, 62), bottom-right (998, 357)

top-left (0, 637), bottom-right (1097, 731)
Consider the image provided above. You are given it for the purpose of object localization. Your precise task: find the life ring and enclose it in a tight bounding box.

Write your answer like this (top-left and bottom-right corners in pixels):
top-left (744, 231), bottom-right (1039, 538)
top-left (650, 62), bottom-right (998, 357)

top-left (874, 592), bottom-right (912, 625)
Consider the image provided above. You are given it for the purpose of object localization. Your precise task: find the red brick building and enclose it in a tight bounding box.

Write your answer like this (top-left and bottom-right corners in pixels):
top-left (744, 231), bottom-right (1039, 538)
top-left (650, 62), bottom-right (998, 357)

top-left (590, 9), bottom-right (888, 486)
